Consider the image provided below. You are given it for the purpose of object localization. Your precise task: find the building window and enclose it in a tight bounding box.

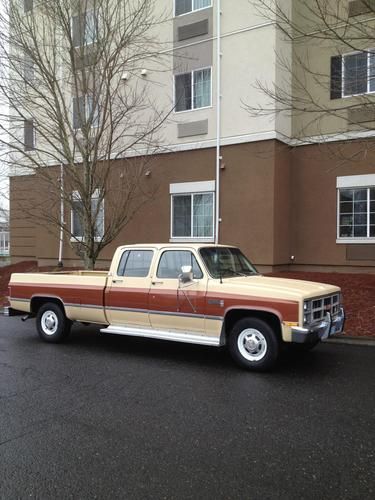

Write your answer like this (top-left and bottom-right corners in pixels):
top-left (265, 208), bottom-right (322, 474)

top-left (24, 53), bottom-right (34, 82)
top-left (72, 11), bottom-right (98, 48)
top-left (331, 50), bottom-right (375, 99)
top-left (24, 119), bottom-right (35, 151)
top-left (71, 190), bottom-right (104, 241)
top-left (170, 181), bottom-right (214, 241)
top-left (72, 95), bottom-right (99, 129)
top-left (337, 175), bottom-right (375, 241)
top-left (24, 0), bottom-right (33, 13)
top-left (174, 68), bottom-right (211, 112)
top-left (175, 0), bottom-right (211, 16)
top-left (0, 231), bottom-right (9, 256)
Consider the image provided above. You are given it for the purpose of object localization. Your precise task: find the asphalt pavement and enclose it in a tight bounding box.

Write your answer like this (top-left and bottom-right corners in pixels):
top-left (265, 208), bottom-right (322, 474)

top-left (0, 315), bottom-right (374, 500)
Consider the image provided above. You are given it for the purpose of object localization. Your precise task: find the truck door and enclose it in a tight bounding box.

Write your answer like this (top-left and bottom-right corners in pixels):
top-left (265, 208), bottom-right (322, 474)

top-left (105, 249), bottom-right (154, 328)
top-left (149, 249), bottom-right (207, 334)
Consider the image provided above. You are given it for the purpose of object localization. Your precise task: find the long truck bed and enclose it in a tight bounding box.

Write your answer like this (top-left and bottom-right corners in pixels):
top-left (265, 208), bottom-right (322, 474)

top-left (9, 271), bottom-right (110, 324)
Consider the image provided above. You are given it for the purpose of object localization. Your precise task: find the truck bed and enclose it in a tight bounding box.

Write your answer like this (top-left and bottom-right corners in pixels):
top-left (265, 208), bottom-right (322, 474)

top-left (9, 272), bottom-right (109, 324)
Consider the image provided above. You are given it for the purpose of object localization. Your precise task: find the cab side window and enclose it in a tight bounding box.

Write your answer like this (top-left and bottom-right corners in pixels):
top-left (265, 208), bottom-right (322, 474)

top-left (157, 250), bottom-right (203, 279)
top-left (117, 250), bottom-right (153, 277)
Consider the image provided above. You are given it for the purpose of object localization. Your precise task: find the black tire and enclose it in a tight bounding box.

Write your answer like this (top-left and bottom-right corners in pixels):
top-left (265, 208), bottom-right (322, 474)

top-left (36, 302), bottom-right (72, 343)
top-left (228, 317), bottom-right (280, 371)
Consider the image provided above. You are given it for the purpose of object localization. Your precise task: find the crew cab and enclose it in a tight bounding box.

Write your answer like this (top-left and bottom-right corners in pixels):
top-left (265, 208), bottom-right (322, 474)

top-left (8, 244), bottom-right (345, 370)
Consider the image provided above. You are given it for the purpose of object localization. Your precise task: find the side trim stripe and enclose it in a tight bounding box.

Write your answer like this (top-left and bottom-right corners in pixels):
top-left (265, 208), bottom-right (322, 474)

top-left (10, 298), bottom-right (223, 321)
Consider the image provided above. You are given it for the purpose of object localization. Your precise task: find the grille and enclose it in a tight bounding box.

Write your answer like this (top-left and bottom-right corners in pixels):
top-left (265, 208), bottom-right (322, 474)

top-left (304, 293), bottom-right (341, 326)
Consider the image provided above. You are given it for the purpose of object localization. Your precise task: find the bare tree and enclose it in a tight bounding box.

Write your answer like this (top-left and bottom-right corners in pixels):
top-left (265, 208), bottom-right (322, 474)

top-left (0, 0), bottom-right (171, 269)
top-left (247, 0), bottom-right (375, 154)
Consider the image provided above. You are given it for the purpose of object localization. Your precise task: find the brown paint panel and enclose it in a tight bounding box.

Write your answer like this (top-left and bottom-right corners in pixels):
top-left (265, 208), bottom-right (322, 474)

top-left (10, 283), bottom-right (104, 307)
top-left (105, 287), bottom-right (149, 311)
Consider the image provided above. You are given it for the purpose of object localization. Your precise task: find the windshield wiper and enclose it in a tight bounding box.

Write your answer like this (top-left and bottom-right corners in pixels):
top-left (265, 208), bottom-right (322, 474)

top-left (220, 268), bottom-right (247, 277)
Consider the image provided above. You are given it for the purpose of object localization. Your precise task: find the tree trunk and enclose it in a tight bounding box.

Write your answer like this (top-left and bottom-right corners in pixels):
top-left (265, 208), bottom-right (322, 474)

top-left (83, 250), bottom-right (95, 270)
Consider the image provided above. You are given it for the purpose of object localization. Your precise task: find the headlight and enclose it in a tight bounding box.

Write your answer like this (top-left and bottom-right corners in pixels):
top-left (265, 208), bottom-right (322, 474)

top-left (304, 300), bottom-right (311, 311)
top-left (303, 299), bottom-right (312, 325)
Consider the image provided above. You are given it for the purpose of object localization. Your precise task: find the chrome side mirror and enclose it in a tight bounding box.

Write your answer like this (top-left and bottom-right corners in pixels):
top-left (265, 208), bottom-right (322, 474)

top-left (179, 265), bottom-right (193, 284)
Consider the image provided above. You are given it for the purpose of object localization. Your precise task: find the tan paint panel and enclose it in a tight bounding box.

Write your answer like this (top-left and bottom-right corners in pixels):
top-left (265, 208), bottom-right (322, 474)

top-left (65, 306), bottom-right (107, 325)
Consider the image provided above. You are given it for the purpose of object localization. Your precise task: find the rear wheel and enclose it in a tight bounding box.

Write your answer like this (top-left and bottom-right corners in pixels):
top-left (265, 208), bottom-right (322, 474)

top-left (36, 302), bottom-right (72, 343)
top-left (229, 317), bottom-right (279, 371)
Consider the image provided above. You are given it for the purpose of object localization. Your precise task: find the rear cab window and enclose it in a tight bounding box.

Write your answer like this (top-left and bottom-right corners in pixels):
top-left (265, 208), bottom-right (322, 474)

top-left (117, 250), bottom-right (154, 277)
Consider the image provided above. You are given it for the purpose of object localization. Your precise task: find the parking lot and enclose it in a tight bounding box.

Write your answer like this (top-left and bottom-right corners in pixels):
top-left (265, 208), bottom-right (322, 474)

top-left (0, 315), bottom-right (374, 499)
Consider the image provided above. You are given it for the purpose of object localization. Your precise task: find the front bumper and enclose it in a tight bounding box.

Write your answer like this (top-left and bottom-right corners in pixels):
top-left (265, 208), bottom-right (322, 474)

top-left (291, 307), bottom-right (345, 344)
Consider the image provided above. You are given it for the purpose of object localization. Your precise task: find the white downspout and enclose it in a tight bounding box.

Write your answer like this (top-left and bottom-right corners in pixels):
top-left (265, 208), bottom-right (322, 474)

top-left (215, 0), bottom-right (222, 245)
top-left (58, 161), bottom-right (64, 267)
top-left (58, 43), bottom-right (64, 267)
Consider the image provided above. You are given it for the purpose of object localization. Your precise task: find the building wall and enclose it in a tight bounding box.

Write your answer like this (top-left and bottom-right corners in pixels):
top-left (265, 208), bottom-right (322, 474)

top-left (10, 141), bottom-right (285, 270)
top-left (10, 139), bottom-right (375, 272)
top-left (290, 140), bottom-right (375, 271)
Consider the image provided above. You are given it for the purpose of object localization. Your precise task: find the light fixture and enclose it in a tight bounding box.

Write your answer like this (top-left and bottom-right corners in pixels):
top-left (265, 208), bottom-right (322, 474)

top-left (141, 69), bottom-right (148, 77)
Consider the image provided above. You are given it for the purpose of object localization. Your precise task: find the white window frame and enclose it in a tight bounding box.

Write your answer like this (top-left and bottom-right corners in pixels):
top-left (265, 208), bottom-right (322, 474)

top-left (170, 181), bottom-right (215, 242)
top-left (336, 174), bottom-right (375, 243)
top-left (342, 49), bottom-right (375, 98)
top-left (70, 189), bottom-right (104, 242)
top-left (173, 67), bottom-right (212, 113)
top-left (174, 0), bottom-right (212, 17)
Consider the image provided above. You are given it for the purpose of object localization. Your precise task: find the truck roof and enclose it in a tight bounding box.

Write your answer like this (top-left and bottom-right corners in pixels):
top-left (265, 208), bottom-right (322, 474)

top-left (116, 243), bottom-right (236, 251)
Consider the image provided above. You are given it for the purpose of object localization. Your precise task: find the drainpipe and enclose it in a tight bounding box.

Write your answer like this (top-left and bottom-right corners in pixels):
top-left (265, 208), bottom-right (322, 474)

top-left (215, 0), bottom-right (222, 245)
top-left (58, 161), bottom-right (64, 267)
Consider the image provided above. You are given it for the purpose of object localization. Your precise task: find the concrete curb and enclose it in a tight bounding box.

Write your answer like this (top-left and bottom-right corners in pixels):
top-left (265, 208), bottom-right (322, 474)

top-left (324, 336), bottom-right (375, 347)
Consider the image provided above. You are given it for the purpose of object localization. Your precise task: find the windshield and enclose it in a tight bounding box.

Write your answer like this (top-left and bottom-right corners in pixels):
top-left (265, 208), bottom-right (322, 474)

top-left (199, 247), bottom-right (258, 279)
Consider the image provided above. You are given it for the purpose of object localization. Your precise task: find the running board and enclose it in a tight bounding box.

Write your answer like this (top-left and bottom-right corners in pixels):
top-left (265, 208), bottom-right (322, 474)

top-left (100, 325), bottom-right (221, 347)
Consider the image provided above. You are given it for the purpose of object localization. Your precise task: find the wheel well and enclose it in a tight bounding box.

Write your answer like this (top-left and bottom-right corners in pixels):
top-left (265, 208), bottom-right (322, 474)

top-left (30, 297), bottom-right (65, 315)
top-left (224, 309), bottom-right (282, 342)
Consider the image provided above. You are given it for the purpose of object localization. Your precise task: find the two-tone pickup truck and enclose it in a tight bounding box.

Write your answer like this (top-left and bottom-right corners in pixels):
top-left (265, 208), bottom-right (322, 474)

top-left (8, 244), bottom-right (345, 370)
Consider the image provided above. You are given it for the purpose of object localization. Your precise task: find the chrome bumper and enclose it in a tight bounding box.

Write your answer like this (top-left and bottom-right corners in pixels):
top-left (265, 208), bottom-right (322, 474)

top-left (291, 307), bottom-right (345, 344)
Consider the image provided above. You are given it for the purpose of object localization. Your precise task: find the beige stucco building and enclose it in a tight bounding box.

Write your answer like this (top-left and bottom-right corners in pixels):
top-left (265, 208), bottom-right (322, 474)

top-left (9, 0), bottom-right (375, 272)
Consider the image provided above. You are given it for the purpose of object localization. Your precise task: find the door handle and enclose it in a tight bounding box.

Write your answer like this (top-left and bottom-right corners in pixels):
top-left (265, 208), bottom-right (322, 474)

top-left (112, 279), bottom-right (123, 284)
top-left (151, 281), bottom-right (164, 285)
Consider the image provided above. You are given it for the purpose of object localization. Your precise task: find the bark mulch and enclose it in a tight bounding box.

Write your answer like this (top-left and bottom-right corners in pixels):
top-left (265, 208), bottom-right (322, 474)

top-left (269, 271), bottom-right (375, 338)
top-left (1, 262), bottom-right (374, 337)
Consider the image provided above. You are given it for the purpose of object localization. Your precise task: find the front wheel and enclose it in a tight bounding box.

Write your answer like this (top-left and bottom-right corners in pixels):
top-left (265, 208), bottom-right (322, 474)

top-left (229, 317), bottom-right (280, 371)
top-left (36, 302), bottom-right (72, 343)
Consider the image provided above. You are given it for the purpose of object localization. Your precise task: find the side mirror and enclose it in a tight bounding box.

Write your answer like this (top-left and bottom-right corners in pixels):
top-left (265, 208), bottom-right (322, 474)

top-left (179, 265), bottom-right (193, 284)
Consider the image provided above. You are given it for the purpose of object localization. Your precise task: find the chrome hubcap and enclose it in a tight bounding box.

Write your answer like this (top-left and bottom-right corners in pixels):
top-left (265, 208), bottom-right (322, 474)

top-left (237, 328), bottom-right (267, 361)
top-left (41, 311), bottom-right (58, 336)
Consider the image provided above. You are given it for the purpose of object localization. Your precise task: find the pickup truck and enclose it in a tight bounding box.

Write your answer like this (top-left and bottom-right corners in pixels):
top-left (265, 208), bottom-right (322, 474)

top-left (8, 244), bottom-right (345, 370)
